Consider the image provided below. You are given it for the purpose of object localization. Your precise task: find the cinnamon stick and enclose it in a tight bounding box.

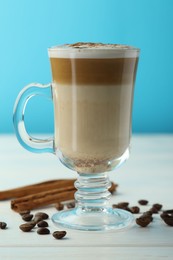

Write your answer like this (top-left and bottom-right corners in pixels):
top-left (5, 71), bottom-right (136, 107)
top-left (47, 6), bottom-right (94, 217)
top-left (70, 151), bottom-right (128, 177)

top-left (11, 181), bottom-right (117, 212)
top-left (11, 186), bottom-right (75, 212)
top-left (0, 179), bottom-right (75, 200)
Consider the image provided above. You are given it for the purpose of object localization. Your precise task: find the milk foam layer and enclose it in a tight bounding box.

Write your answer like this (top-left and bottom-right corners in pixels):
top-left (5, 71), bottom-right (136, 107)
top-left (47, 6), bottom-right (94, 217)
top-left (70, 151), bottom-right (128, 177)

top-left (48, 42), bottom-right (140, 59)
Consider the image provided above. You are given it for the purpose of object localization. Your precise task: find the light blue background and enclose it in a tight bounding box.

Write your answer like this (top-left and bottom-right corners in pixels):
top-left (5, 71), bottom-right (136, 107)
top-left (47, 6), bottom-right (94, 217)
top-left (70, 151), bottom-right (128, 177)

top-left (0, 0), bottom-right (172, 133)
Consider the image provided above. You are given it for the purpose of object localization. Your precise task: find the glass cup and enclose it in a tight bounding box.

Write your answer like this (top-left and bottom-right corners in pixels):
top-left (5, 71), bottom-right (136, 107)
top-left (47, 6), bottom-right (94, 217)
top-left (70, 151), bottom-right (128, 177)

top-left (13, 43), bottom-right (140, 231)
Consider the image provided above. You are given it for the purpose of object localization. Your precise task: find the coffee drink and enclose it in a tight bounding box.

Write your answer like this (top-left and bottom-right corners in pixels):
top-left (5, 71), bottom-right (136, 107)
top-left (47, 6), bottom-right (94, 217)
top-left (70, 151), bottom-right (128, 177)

top-left (48, 42), bottom-right (139, 173)
top-left (13, 42), bottom-right (140, 231)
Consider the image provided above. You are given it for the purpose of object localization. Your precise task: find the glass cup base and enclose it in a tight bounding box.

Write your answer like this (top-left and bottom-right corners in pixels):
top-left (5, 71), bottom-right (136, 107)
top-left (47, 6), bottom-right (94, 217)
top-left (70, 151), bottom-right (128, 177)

top-left (52, 207), bottom-right (134, 231)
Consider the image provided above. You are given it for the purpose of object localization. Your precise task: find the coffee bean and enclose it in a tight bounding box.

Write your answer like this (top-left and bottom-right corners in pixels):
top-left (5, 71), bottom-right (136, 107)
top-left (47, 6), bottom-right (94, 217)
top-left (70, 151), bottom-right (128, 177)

top-left (22, 214), bottom-right (33, 222)
top-left (37, 220), bottom-right (48, 228)
top-left (33, 215), bottom-right (43, 224)
top-left (55, 203), bottom-right (64, 211)
top-left (112, 202), bottom-right (129, 209)
top-left (162, 209), bottom-right (173, 215)
top-left (33, 212), bottom-right (49, 223)
top-left (129, 206), bottom-right (140, 214)
top-left (152, 203), bottom-right (162, 211)
top-left (136, 216), bottom-right (152, 227)
top-left (28, 221), bottom-right (37, 227)
top-left (37, 227), bottom-right (50, 235)
top-left (138, 199), bottom-right (148, 205)
top-left (19, 223), bottom-right (35, 232)
top-left (160, 210), bottom-right (173, 226)
top-left (149, 207), bottom-right (159, 214)
top-left (117, 202), bottom-right (129, 208)
top-left (161, 217), bottom-right (173, 226)
top-left (0, 222), bottom-right (7, 229)
top-left (35, 212), bottom-right (49, 220)
top-left (142, 211), bottom-right (153, 221)
top-left (143, 210), bottom-right (153, 216)
top-left (53, 231), bottom-right (67, 239)
top-left (66, 201), bottom-right (76, 209)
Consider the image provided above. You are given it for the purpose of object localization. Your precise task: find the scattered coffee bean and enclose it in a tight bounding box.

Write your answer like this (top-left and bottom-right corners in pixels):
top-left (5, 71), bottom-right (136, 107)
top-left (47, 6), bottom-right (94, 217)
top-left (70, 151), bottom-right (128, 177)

top-left (66, 201), bottom-right (76, 209)
top-left (160, 210), bottom-right (173, 226)
top-left (19, 210), bottom-right (30, 216)
top-left (33, 212), bottom-right (49, 223)
top-left (143, 210), bottom-right (153, 216)
top-left (161, 217), bottom-right (173, 226)
top-left (138, 199), bottom-right (148, 205)
top-left (37, 227), bottom-right (50, 235)
top-left (162, 209), bottom-right (173, 215)
top-left (19, 223), bottom-right (35, 232)
top-left (22, 214), bottom-right (33, 222)
top-left (33, 215), bottom-right (43, 224)
top-left (129, 206), bottom-right (140, 214)
top-left (55, 203), bottom-right (64, 211)
top-left (142, 211), bottom-right (153, 221)
top-left (117, 202), bottom-right (129, 208)
top-left (149, 207), bottom-right (159, 214)
top-left (28, 221), bottom-right (37, 227)
top-left (53, 231), bottom-right (67, 239)
top-left (136, 216), bottom-right (152, 227)
top-left (37, 220), bottom-right (48, 228)
top-left (153, 203), bottom-right (162, 211)
top-left (112, 202), bottom-right (129, 209)
top-left (0, 222), bottom-right (7, 229)
top-left (35, 212), bottom-right (49, 220)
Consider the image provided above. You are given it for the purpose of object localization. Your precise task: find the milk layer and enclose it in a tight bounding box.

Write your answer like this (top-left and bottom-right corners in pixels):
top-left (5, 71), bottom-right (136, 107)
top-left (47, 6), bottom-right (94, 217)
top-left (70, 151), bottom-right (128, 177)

top-left (52, 83), bottom-right (133, 167)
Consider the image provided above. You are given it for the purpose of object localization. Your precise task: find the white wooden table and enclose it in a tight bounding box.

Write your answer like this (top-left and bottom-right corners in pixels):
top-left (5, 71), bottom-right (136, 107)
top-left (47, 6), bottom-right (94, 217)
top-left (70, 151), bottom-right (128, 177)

top-left (0, 135), bottom-right (173, 259)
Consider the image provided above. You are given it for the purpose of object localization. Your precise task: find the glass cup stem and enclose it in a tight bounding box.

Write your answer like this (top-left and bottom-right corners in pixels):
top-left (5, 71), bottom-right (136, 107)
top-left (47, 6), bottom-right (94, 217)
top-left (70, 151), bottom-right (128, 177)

top-left (75, 173), bottom-right (111, 212)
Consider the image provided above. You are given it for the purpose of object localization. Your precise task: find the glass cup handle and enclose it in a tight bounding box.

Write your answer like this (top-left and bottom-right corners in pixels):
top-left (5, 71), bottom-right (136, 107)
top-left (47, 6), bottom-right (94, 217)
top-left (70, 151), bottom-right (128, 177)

top-left (13, 83), bottom-right (54, 154)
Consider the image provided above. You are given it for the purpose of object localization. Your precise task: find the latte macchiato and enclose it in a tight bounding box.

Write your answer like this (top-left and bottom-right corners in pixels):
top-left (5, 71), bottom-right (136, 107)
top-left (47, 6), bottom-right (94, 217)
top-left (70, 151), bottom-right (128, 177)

top-left (13, 42), bottom-right (140, 231)
top-left (48, 42), bottom-right (139, 173)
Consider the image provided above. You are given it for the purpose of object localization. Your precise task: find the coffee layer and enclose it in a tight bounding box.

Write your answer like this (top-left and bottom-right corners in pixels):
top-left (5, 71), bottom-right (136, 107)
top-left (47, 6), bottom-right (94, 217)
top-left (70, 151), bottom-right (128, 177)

top-left (50, 58), bottom-right (138, 85)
